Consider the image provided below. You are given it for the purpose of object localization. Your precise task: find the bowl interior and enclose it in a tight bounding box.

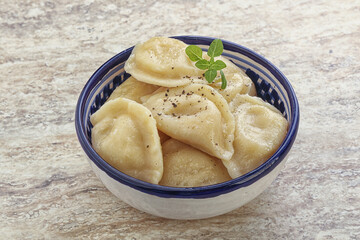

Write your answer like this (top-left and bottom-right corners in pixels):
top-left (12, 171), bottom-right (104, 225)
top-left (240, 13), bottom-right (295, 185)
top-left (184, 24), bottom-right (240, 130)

top-left (76, 36), bottom-right (299, 197)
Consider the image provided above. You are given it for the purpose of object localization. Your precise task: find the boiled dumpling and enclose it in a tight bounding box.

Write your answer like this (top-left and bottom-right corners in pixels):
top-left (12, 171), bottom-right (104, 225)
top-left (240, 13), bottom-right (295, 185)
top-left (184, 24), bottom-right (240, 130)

top-left (210, 71), bottom-right (256, 102)
top-left (125, 37), bottom-right (203, 87)
top-left (159, 139), bottom-right (231, 187)
top-left (199, 56), bottom-right (257, 101)
top-left (215, 57), bottom-right (256, 99)
top-left (107, 76), bottom-right (158, 103)
top-left (223, 94), bottom-right (288, 178)
top-left (142, 84), bottom-right (235, 161)
top-left (90, 97), bottom-right (163, 184)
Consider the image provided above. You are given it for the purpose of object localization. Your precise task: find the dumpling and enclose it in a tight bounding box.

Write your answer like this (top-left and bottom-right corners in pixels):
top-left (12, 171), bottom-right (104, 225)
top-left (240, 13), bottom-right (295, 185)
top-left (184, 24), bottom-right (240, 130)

top-left (223, 94), bottom-right (288, 178)
top-left (211, 71), bottom-right (256, 102)
top-left (216, 57), bottom-right (256, 98)
top-left (90, 97), bottom-right (163, 184)
top-left (107, 76), bottom-right (158, 103)
top-left (142, 84), bottom-right (235, 161)
top-left (200, 56), bottom-right (257, 101)
top-left (159, 139), bottom-right (231, 187)
top-left (125, 37), bottom-right (203, 87)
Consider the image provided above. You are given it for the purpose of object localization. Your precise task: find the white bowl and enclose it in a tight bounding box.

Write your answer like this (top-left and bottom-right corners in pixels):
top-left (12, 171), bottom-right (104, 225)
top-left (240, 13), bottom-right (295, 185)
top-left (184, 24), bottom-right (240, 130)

top-left (75, 36), bottom-right (300, 220)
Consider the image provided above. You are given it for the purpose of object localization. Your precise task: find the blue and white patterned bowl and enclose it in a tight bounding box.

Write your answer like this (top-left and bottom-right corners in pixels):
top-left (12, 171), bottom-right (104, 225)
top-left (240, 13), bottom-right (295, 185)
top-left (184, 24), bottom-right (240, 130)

top-left (75, 36), bottom-right (300, 219)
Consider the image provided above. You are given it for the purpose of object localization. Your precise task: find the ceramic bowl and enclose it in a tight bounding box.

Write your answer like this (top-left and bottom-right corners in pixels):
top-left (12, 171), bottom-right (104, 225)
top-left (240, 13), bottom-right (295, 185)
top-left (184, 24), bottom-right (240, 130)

top-left (75, 36), bottom-right (299, 220)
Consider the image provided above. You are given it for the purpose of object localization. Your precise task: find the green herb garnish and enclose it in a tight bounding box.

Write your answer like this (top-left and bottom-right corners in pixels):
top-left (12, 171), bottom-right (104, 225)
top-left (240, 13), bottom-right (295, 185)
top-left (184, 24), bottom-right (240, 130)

top-left (185, 39), bottom-right (227, 89)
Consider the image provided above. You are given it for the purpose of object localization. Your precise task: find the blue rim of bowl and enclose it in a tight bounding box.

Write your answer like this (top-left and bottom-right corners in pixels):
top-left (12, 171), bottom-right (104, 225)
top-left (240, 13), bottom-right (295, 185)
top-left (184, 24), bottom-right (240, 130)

top-left (75, 35), bottom-right (300, 199)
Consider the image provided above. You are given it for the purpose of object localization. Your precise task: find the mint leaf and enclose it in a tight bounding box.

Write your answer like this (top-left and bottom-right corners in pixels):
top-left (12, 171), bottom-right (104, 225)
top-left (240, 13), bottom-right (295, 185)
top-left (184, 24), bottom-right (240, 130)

top-left (207, 39), bottom-right (223, 57)
top-left (185, 45), bottom-right (203, 61)
top-left (204, 69), bottom-right (217, 83)
top-left (210, 60), bottom-right (226, 70)
top-left (209, 56), bottom-right (214, 64)
top-left (184, 39), bottom-right (228, 89)
top-left (220, 70), bottom-right (227, 89)
top-left (195, 59), bottom-right (210, 70)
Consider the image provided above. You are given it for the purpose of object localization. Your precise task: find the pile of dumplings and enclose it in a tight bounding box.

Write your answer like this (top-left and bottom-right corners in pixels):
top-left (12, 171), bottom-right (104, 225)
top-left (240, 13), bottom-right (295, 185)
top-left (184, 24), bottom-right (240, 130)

top-left (90, 37), bottom-right (288, 187)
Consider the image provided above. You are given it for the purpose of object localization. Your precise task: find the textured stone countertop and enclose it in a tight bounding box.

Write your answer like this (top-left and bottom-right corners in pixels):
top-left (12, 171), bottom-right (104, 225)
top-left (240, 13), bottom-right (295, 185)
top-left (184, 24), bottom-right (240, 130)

top-left (1, 0), bottom-right (359, 239)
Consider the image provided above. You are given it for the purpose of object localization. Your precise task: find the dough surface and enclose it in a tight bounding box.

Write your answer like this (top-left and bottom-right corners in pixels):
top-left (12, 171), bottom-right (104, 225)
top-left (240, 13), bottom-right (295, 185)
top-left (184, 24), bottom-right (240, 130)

top-left (223, 94), bottom-right (288, 178)
top-left (107, 76), bottom-right (158, 103)
top-left (159, 139), bottom-right (231, 187)
top-left (90, 97), bottom-right (163, 184)
top-left (125, 37), bottom-right (203, 87)
top-left (142, 84), bottom-right (235, 161)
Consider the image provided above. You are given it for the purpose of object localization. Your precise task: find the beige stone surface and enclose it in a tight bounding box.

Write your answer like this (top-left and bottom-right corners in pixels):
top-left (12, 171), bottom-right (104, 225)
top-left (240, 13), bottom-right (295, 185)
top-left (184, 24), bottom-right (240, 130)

top-left (0, 0), bottom-right (359, 239)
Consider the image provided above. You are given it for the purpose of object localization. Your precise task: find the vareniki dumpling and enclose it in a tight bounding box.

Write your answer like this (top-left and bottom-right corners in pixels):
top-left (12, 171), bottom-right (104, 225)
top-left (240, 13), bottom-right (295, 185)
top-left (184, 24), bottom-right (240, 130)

top-left (142, 84), bottom-right (235, 161)
top-left (202, 56), bottom-right (257, 102)
top-left (90, 97), bottom-right (163, 184)
top-left (218, 57), bottom-right (256, 98)
top-left (107, 76), bottom-right (158, 103)
top-left (125, 37), bottom-right (203, 87)
top-left (159, 139), bottom-right (231, 187)
top-left (223, 94), bottom-right (288, 178)
top-left (219, 72), bottom-right (257, 101)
